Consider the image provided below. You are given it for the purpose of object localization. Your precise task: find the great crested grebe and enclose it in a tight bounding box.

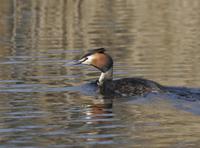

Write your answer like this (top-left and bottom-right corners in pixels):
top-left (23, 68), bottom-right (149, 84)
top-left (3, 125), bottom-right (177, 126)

top-left (76, 48), bottom-right (165, 96)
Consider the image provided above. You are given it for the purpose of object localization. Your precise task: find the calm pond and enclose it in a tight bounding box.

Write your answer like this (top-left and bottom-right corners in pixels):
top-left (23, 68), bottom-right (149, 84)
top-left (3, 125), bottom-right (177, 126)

top-left (1, 0), bottom-right (200, 147)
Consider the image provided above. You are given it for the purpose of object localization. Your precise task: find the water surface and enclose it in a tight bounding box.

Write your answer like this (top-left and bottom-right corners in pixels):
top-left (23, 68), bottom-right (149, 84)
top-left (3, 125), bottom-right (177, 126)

top-left (1, 0), bottom-right (200, 147)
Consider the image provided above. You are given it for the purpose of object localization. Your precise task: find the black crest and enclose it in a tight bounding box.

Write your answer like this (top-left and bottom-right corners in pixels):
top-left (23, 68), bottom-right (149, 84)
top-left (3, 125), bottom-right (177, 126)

top-left (90, 48), bottom-right (106, 53)
top-left (81, 48), bottom-right (106, 59)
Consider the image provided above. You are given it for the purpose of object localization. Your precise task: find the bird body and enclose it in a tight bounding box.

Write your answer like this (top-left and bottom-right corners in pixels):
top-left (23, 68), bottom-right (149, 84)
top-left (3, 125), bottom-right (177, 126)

top-left (76, 48), bottom-right (165, 96)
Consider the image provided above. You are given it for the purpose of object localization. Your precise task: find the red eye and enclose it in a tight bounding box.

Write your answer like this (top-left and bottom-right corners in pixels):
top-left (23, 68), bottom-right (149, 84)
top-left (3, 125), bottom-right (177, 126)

top-left (84, 57), bottom-right (88, 61)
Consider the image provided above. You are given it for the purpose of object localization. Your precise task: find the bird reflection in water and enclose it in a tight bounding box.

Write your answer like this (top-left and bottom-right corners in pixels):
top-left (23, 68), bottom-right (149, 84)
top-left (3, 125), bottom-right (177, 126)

top-left (78, 98), bottom-right (122, 145)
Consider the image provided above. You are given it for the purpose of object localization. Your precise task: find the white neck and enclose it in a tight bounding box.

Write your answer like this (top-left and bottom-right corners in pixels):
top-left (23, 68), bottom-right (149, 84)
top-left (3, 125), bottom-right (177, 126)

top-left (98, 68), bottom-right (113, 86)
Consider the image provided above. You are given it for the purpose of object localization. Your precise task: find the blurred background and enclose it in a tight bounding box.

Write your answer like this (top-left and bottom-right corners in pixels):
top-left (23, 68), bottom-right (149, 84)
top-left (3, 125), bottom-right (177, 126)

top-left (1, 0), bottom-right (200, 147)
top-left (1, 0), bottom-right (200, 86)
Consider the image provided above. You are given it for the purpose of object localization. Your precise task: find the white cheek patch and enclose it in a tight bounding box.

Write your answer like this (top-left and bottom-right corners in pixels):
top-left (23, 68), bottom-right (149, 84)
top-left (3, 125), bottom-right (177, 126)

top-left (81, 55), bottom-right (94, 65)
top-left (78, 58), bottom-right (86, 63)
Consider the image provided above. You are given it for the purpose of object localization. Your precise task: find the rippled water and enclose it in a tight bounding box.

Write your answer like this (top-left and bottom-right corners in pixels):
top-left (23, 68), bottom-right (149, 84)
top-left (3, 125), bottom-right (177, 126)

top-left (1, 0), bottom-right (200, 147)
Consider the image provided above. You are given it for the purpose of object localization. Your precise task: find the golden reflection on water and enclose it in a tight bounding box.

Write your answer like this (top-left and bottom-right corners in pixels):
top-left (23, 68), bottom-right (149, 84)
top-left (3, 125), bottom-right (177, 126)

top-left (0, 0), bottom-right (200, 86)
top-left (1, 0), bottom-right (200, 147)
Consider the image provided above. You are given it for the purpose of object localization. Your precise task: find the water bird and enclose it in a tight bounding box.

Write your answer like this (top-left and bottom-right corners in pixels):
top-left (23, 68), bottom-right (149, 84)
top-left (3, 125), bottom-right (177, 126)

top-left (75, 48), bottom-right (167, 97)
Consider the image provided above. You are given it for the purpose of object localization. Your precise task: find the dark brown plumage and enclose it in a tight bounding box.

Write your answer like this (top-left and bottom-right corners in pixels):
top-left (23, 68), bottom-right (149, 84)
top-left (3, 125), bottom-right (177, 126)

top-left (77, 48), bottom-right (166, 97)
top-left (99, 78), bottom-right (165, 96)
